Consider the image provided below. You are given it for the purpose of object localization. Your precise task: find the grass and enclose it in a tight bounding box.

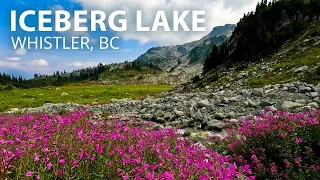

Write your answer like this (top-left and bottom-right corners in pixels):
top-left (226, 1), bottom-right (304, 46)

top-left (247, 46), bottom-right (320, 88)
top-left (0, 84), bottom-right (172, 112)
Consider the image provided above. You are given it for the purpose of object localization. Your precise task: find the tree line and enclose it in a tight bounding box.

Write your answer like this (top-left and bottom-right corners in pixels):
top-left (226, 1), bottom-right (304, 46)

top-left (1, 61), bottom-right (161, 89)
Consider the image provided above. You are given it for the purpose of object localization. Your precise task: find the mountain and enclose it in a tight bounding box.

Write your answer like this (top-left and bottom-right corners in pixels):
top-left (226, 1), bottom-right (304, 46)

top-left (134, 24), bottom-right (235, 71)
top-left (183, 0), bottom-right (320, 91)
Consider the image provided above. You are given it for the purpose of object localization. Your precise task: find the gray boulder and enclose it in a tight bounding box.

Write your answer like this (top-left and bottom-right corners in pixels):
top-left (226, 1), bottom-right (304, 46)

top-left (288, 87), bottom-right (298, 93)
top-left (244, 99), bottom-right (258, 108)
top-left (174, 110), bottom-right (184, 117)
top-left (309, 92), bottom-right (319, 98)
top-left (307, 102), bottom-right (319, 109)
top-left (280, 101), bottom-right (303, 110)
top-left (204, 120), bottom-right (225, 132)
top-left (214, 113), bottom-right (227, 120)
top-left (314, 97), bottom-right (320, 103)
top-left (294, 66), bottom-right (308, 73)
top-left (299, 106), bottom-right (317, 113)
top-left (252, 88), bottom-right (264, 97)
top-left (156, 110), bottom-right (164, 117)
top-left (197, 100), bottom-right (210, 108)
top-left (194, 111), bottom-right (202, 121)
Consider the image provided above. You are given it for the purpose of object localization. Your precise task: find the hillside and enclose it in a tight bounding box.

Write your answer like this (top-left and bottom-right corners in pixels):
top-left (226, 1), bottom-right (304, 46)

top-left (185, 0), bottom-right (320, 92)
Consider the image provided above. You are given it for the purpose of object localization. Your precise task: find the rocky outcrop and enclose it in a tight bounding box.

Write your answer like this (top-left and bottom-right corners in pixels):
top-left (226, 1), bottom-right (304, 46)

top-left (134, 24), bottom-right (235, 70)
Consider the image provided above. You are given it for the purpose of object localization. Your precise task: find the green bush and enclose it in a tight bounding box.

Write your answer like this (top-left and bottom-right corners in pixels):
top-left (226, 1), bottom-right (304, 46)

top-left (248, 77), bottom-right (266, 88)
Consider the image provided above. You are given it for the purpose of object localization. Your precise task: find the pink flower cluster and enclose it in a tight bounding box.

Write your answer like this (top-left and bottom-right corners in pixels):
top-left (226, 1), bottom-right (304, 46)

top-left (0, 110), bottom-right (253, 179)
top-left (235, 109), bottom-right (320, 137)
top-left (218, 109), bottom-right (320, 179)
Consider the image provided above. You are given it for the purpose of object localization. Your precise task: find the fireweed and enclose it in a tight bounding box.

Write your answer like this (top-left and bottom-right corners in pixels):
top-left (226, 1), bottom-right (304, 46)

top-left (211, 109), bottom-right (320, 179)
top-left (0, 109), bottom-right (253, 179)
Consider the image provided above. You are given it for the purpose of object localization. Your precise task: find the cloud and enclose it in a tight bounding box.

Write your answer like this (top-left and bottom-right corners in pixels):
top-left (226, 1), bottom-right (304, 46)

top-left (0, 61), bottom-right (21, 69)
top-left (49, 5), bottom-right (90, 38)
top-left (15, 48), bottom-right (27, 56)
top-left (49, 5), bottom-right (64, 11)
top-left (70, 0), bottom-right (261, 45)
top-left (70, 61), bottom-right (99, 68)
top-left (32, 59), bottom-right (49, 67)
top-left (6, 57), bottom-right (21, 61)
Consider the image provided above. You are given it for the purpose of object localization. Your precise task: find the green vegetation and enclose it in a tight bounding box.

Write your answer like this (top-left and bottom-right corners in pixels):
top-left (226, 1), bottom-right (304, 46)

top-left (99, 64), bottom-right (160, 84)
top-left (203, 0), bottom-right (320, 74)
top-left (1, 61), bottom-right (161, 89)
top-left (248, 46), bottom-right (320, 88)
top-left (0, 84), bottom-right (172, 112)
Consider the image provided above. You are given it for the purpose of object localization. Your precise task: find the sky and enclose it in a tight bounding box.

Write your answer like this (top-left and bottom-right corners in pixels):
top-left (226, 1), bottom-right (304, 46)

top-left (0, 0), bottom-right (261, 79)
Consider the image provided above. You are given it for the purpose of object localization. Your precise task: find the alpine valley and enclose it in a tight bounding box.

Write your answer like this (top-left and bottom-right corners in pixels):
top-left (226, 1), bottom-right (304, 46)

top-left (1, 0), bottom-right (320, 179)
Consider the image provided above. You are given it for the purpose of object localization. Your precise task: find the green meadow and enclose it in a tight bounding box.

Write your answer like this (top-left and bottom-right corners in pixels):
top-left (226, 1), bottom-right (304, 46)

top-left (0, 84), bottom-right (172, 112)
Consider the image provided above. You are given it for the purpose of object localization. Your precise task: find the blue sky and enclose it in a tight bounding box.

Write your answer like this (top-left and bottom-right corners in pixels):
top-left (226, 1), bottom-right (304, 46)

top-left (0, 0), bottom-right (260, 79)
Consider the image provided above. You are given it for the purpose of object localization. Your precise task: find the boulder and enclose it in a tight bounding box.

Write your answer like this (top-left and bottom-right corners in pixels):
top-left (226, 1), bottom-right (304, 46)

top-left (174, 110), bottom-right (184, 117)
top-left (214, 113), bottom-right (227, 120)
top-left (307, 102), bottom-right (319, 109)
top-left (299, 106), bottom-right (317, 113)
top-left (61, 92), bottom-right (69, 97)
top-left (194, 111), bottom-right (202, 121)
top-left (141, 114), bottom-right (152, 120)
top-left (288, 87), bottom-right (298, 93)
top-left (260, 100), bottom-right (273, 108)
top-left (252, 88), bottom-right (264, 97)
top-left (156, 110), bottom-right (164, 117)
top-left (309, 92), bottom-right (319, 98)
top-left (294, 66), bottom-right (309, 73)
top-left (295, 99), bottom-right (307, 105)
top-left (221, 97), bottom-right (230, 104)
top-left (314, 97), bottom-right (320, 103)
top-left (204, 120), bottom-right (225, 132)
top-left (280, 101), bottom-right (303, 110)
top-left (197, 100), bottom-right (210, 108)
top-left (298, 85), bottom-right (311, 93)
top-left (244, 99), bottom-right (258, 108)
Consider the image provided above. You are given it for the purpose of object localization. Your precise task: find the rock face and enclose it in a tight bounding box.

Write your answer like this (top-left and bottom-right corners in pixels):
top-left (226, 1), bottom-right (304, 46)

top-left (134, 24), bottom-right (235, 70)
top-left (12, 81), bottom-right (319, 135)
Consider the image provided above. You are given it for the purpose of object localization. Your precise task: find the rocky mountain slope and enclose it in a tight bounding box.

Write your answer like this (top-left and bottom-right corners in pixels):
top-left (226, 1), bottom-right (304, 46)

top-left (134, 24), bottom-right (235, 71)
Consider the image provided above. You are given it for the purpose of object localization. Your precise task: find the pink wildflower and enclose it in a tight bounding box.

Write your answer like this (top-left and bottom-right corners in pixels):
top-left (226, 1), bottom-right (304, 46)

top-left (26, 172), bottom-right (33, 177)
